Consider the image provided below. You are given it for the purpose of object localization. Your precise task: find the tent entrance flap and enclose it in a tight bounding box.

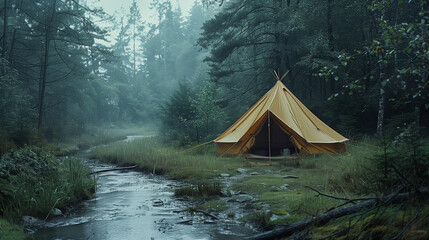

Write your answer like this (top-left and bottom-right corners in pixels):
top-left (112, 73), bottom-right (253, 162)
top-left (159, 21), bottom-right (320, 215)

top-left (248, 116), bottom-right (298, 156)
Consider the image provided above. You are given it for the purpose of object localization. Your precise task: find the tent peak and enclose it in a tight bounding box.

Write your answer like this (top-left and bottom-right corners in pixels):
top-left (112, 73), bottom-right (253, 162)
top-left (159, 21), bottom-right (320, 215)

top-left (270, 69), bottom-right (290, 82)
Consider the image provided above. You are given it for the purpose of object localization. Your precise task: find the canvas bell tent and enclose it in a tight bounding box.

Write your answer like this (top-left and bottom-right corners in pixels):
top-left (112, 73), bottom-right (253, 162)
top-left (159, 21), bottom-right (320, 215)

top-left (214, 75), bottom-right (348, 156)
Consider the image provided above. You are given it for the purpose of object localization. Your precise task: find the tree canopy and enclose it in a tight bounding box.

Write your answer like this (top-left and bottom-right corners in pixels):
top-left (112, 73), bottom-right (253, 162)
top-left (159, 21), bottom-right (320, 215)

top-left (0, 0), bottom-right (427, 145)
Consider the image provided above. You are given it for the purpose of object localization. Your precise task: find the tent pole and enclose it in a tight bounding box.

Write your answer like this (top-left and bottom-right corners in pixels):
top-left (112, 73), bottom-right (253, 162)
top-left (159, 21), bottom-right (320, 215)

top-left (268, 111), bottom-right (271, 164)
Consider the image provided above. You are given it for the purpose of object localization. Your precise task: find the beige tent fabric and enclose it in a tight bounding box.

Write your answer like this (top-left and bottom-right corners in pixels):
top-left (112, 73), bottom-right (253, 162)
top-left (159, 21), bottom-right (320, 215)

top-left (215, 80), bottom-right (348, 154)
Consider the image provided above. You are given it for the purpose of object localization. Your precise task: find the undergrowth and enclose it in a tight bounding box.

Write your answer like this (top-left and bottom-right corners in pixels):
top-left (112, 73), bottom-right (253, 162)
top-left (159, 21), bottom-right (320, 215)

top-left (90, 137), bottom-right (244, 184)
top-left (0, 147), bottom-right (95, 222)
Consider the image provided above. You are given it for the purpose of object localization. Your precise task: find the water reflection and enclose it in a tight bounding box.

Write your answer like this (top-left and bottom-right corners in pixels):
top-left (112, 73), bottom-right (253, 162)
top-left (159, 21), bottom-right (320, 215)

top-left (32, 162), bottom-right (253, 240)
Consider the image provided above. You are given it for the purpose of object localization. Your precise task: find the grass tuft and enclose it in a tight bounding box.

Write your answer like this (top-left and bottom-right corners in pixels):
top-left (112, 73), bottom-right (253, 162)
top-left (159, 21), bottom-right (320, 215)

top-left (90, 137), bottom-right (244, 183)
top-left (175, 182), bottom-right (223, 199)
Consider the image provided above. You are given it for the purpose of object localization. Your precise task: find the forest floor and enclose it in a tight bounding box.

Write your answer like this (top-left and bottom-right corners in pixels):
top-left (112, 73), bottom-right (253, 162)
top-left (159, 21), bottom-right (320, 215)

top-left (89, 136), bottom-right (429, 239)
top-left (3, 131), bottom-right (426, 239)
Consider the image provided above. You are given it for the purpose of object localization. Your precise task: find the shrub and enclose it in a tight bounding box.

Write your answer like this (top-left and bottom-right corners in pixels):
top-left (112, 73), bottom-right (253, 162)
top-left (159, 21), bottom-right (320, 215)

top-left (0, 148), bottom-right (94, 221)
top-left (0, 138), bottom-right (16, 157)
top-left (365, 136), bottom-right (429, 193)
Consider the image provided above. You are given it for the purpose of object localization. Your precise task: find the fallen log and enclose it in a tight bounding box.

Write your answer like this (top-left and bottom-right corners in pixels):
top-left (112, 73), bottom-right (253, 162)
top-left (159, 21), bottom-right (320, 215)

top-left (245, 189), bottom-right (429, 240)
top-left (89, 165), bottom-right (138, 175)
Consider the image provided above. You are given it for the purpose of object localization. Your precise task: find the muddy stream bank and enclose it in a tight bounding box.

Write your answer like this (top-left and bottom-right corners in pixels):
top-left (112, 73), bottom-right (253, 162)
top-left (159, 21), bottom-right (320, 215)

top-left (29, 136), bottom-right (259, 240)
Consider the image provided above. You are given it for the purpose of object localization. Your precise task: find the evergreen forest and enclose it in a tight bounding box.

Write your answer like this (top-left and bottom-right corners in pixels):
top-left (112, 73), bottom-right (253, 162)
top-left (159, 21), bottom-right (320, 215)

top-left (0, 0), bottom-right (428, 145)
top-left (0, 0), bottom-right (428, 239)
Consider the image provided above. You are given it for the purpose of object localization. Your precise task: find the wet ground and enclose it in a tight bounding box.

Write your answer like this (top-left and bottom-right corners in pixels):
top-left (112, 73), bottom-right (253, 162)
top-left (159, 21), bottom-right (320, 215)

top-left (30, 161), bottom-right (256, 240)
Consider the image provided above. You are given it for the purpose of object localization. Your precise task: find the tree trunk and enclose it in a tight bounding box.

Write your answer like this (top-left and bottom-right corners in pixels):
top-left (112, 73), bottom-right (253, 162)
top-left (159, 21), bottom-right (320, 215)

top-left (274, 0), bottom-right (284, 72)
top-left (376, 0), bottom-right (386, 138)
top-left (327, 0), bottom-right (334, 52)
top-left (133, 22), bottom-right (136, 82)
top-left (376, 86), bottom-right (385, 137)
top-left (8, 28), bottom-right (16, 65)
top-left (2, 0), bottom-right (7, 58)
top-left (414, 98), bottom-right (420, 136)
top-left (38, 0), bottom-right (57, 132)
top-left (327, 0), bottom-right (336, 95)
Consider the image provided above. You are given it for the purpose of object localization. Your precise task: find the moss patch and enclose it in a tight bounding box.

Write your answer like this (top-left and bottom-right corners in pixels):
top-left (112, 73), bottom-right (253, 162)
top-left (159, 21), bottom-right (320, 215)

top-left (0, 218), bottom-right (30, 240)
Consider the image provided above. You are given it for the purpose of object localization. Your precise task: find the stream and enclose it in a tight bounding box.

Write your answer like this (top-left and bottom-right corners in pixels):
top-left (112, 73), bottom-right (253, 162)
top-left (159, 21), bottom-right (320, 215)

top-left (30, 136), bottom-right (256, 240)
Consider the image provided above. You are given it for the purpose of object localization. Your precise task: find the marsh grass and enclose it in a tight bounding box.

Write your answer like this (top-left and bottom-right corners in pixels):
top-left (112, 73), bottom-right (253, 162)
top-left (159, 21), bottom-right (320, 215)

top-left (90, 137), bottom-right (244, 183)
top-left (0, 148), bottom-right (94, 222)
top-left (174, 182), bottom-right (223, 199)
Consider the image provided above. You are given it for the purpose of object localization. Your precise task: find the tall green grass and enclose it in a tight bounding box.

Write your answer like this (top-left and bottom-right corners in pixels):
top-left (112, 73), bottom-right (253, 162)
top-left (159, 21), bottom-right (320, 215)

top-left (90, 137), bottom-right (244, 183)
top-left (0, 148), bottom-right (95, 222)
top-left (0, 218), bottom-right (29, 240)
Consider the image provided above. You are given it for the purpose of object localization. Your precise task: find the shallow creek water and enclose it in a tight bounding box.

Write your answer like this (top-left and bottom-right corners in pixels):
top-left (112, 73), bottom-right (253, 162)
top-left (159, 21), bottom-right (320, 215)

top-left (31, 137), bottom-right (256, 240)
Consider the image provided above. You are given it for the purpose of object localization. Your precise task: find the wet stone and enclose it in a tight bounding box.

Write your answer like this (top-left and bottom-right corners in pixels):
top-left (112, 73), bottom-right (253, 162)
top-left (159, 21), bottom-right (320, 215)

top-left (176, 219), bottom-right (192, 225)
top-left (22, 216), bottom-right (41, 225)
top-left (220, 190), bottom-right (231, 197)
top-left (220, 173), bottom-right (231, 177)
top-left (235, 195), bottom-right (255, 203)
top-left (152, 199), bottom-right (164, 207)
top-left (270, 214), bottom-right (281, 221)
top-left (237, 168), bottom-right (247, 174)
top-left (270, 186), bottom-right (281, 192)
top-left (282, 175), bottom-right (299, 179)
top-left (280, 184), bottom-right (290, 190)
top-left (51, 208), bottom-right (62, 216)
top-left (204, 220), bottom-right (217, 224)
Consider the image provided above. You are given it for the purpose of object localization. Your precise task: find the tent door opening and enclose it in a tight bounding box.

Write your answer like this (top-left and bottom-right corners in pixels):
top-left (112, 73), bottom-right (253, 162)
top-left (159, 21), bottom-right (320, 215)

top-left (248, 116), bottom-right (298, 156)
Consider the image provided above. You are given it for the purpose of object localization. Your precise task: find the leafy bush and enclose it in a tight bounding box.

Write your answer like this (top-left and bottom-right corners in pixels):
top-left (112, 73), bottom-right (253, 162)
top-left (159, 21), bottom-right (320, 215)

top-left (0, 147), bottom-right (59, 179)
top-left (0, 148), bottom-right (94, 221)
top-left (0, 138), bottom-right (16, 158)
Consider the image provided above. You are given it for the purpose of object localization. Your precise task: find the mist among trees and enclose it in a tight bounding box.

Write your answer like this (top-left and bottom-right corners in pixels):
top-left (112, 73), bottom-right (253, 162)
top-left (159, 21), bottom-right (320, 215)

top-left (0, 0), bottom-right (428, 146)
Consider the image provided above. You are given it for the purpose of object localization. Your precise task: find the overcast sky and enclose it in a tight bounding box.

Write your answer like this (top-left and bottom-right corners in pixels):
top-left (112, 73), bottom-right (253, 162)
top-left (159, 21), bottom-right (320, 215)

top-left (87, 0), bottom-right (199, 51)
top-left (89, 0), bottom-right (197, 24)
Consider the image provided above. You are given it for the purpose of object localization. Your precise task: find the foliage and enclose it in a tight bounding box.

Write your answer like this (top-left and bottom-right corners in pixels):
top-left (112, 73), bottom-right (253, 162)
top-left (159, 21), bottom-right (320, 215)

top-left (364, 136), bottom-right (429, 194)
top-left (0, 148), bottom-right (94, 221)
top-left (159, 79), bottom-right (228, 145)
top-left (0, 59), bottom-right (35, 142)
top-left (317, 0), bottom-right (429, 136)
top-left (159, 81), bottom-right (197, 145)
top-left (191, 81), bottom-right (227, 141)
top-left (0, 147), bottom-right (60, 179)
top-left (0, 218), bottom-right (30, 240)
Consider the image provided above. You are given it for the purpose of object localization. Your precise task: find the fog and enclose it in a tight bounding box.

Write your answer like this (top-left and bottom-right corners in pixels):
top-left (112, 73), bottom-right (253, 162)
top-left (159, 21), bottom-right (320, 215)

top-left (0, 0), bottom-right (427, 147)
top-left (1, 1), bottom-right (428, 239)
